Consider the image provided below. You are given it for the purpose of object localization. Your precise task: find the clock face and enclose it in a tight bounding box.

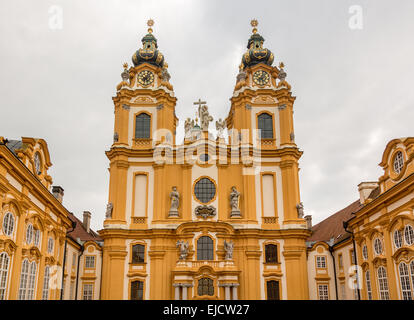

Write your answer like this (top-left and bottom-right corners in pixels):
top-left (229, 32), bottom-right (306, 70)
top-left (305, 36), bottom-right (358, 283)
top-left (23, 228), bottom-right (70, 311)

top-left (253, 70), bottom-right (270, 85)
top-left (137, 70), bottom-right (154, 86)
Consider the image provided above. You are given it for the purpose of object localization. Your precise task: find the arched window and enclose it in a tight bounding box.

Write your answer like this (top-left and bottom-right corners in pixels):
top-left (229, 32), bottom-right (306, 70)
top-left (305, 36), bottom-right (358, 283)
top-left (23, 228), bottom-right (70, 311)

top-left (42, 266), bottom-right (50, 300)
top-left (18, 259), bottom-right (29, 300)
top-left (0, 252), bottom-right (10, 300)
top-left (197, 236), bottom-right (214, 260)
top-left (394, 230), bottom-right (403, 249)
top-left (265, 244), bottom-right (278, 263)
top-left (47, 237), bottom-right (54, 254)
top-left (2, 212), bottom-right (14, 237)
top-left (135, 113), bottom-right (151, 139)
top-left (26, 224), bottom-right (33, 245)
top-left (399, 263), bottom-right (412, 300)
top-left (365, 270), bottom-right (372, 300)
top-left (197, 278), bottom-right (214, 296)
top-left (131, 280), bottom-right (144, 300)
top-left (26, 261), bottom-right (37, 300)
top-left (34, 229), bottom-right (41, 247)
top-left (266, 280), bottom-right (280, 300)
top-left (404, 225), bottom-right (414, 245)
top-left (373, 238), bottom-right (383, 255)
top-left (377, 266), bottom-right (390, 300)
top-left (362, 245), bottom-right (368, 260)
top-left (132, 244), bottom-right (145, 263)
top-left (258, 113), bottom-right (273, 139)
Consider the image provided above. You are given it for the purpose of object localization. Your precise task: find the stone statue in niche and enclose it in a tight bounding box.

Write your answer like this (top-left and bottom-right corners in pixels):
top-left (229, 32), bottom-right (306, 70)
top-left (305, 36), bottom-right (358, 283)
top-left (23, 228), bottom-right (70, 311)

top-left (176, 240), bottom-right (189, 260)
top-left (224, 240), bottom-right (234, 260)
top-left (215, 118), bottom-right (226, 138)
top-left (296, 202), bottom-right (304, 218)
top-left (105, 202), bottom-right (113, 219)
top-left (230, 186), bottom-right (241, 217)
top-left (168, 186), bottom-right (179, 217)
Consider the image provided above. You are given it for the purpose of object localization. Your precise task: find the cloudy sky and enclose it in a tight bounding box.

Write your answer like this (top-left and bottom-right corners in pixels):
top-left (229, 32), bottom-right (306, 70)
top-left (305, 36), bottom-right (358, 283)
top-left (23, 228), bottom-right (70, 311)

top-left (1, 0), bottom-right (414, 231)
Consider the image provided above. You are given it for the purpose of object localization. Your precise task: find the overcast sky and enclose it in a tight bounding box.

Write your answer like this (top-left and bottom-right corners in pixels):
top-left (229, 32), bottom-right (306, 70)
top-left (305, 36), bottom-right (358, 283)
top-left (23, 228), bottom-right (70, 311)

top-left (1, 0), bottom-right (414, 231)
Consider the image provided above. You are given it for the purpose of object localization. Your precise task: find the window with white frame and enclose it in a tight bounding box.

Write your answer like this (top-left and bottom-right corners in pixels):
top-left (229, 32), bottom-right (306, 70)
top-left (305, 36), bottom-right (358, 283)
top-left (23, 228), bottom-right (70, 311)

top-left (393, 151), bottom-right (404, 174)
top-left (26, 261), bottom-right (37, 300)
top-left (316, 256), bottom-right (326, 269)
top-left (0, 252), bottom-right (10, 300)
top-left (394, 230), bottom-right (403, 249)
top-left (26, 224), bottom-right (33, 245)
top-left (365, 270), bottom-right (372, 300)
top-left (18, 260), bottom-right (37, 300)
top-left (398, 262), bottom-right (412, 300)
top-left (47, 237), bottom-right (54, 254)
top-left (2, 212), bottom-right (14, 237)
top-left (42, 266), bottom-right (50, 300)
top-left (373, 238), bottom-right (383, 255)
top-left (34, 229), bottom-right (41, 247)
top-left (318, 284), bottom-right (329, 300)
top-left (377, 266), bottom-right (390, 300)
top-left (362, 245), bottom-right (368, 260)
top-left (83, 283), bottom-right (94, 300)
top-left (410, 261), bottom-right (414, 292)
top-left (404, 225), bottom-right (414, 245)
top-left (85, 256), bottom-right (95, 269)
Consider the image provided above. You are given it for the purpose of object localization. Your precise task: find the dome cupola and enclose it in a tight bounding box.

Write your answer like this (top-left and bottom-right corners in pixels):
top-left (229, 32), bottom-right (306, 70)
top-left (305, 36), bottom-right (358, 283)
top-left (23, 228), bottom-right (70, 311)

top-left (132, 19), bottom-right (165, 68)
top-left (241, 19), bottom-right (274, 70)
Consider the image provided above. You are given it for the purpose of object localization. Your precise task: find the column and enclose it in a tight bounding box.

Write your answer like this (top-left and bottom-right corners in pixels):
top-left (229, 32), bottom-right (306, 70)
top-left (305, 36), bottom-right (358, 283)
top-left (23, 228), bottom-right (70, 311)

top-left (232, 284), bottom-right (239, 300)
top-left (225, 285), bottom-right (231, 300)
top-left (182, 285), bottom-right (188, 300)
top-left (173, 284), bottom-right (180, 300)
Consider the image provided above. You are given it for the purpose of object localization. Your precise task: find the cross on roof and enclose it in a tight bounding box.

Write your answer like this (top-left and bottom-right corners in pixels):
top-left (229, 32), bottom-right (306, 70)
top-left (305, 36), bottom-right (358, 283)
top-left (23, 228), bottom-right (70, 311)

top-left (193, 98), bottom-right (207, 107)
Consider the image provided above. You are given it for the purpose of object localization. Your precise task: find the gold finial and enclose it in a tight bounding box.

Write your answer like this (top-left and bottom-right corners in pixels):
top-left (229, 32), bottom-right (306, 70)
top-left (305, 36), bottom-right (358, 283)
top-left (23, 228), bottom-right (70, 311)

top-left (147, 19), bottom-right (154, 33)
top-left (279, 62), bottom-right (284, 69)
top-left (123, 62), bottom-right (128, 70)
top-left (251, 19), bottom-right (258, 34)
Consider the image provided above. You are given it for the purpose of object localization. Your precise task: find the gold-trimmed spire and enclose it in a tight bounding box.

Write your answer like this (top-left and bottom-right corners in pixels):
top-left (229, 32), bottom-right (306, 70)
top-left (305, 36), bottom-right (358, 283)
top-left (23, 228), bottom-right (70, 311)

top-left (147, 19), bottom-right (154, 33)
top-left (251, 19), bottom-right (258, 34)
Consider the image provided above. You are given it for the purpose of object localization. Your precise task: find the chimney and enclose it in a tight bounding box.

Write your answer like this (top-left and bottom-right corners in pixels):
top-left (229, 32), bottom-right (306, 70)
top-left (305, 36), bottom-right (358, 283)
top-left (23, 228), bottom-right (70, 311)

top-left (83, 211), bottom-right (91, 233)
top-left (304, 215), bottom-right (312, 230)
top-left (358, 182), bottom-right (379, 204)
top-left (52, 186), bottom-right (64, 203)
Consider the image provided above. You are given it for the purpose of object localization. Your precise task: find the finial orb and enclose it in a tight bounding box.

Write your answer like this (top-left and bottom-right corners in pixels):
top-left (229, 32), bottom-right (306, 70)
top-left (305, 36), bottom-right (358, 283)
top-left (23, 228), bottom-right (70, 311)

top-left (123, 62), bottom-right (128, 70)
top-left (251, 19), bottom-right (258, 27)
top-left (147, 19), bottom-right (154, 27)
top-left (279, 62), bottom-right (285, 69)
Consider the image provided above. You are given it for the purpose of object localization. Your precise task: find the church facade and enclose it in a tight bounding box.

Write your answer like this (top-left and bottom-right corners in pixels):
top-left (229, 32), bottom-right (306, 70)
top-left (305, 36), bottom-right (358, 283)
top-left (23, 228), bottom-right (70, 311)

top-left (99, 20), bottom-right (311, 300)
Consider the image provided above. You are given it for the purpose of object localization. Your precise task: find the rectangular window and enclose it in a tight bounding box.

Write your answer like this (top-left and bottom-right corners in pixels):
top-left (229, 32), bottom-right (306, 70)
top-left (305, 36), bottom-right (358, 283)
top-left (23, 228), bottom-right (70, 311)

top-left (72, 253), bottom-right (77, 268)
top-left (350, 249), bottom-right (355, 265)
top-left (132, 244), bottom-right (145, 264)
top-left (265, 244), bottom-right (278, 263)
top-left (131, 280), bottom-right (144, 300)
top-left (316, 256), bottom-right (326, 269)
top-left (70, 281), bottom-right (75, 300)
top-left (266, 280), bottom-right (280, 300)
top-left (318, 284), bottom-right (329, 300)
top-left (340, 283), bottom-right (346, 300)
top-left (82, 283), bottom-right (94, 300)
top-left (85, 256), bottom-right (95, 269)
top-left (338, 254), bottom-right (343, 270)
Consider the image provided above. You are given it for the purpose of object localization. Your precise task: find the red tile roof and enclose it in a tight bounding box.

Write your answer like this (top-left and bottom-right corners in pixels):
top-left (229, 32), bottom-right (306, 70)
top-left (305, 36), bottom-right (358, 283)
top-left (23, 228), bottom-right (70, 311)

top-left (66, 212), bottom-right (102, 243)
top-left (307, 200), bottom-right (363, 244)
